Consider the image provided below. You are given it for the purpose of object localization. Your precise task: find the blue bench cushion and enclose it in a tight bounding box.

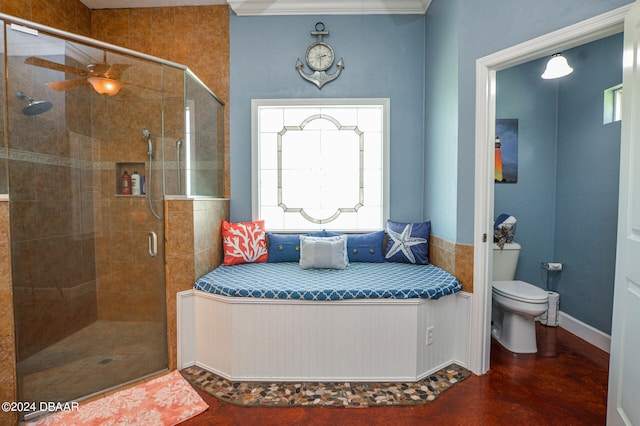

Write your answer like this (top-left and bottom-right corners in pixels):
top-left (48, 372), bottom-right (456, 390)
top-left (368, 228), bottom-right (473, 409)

top-left (194, 262), bottom-right (461, 301)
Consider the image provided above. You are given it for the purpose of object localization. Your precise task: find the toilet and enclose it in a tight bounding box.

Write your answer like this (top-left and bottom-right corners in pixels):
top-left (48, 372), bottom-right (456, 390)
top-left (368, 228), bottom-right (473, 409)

top-left (492, 242), bottom-right (549, 353)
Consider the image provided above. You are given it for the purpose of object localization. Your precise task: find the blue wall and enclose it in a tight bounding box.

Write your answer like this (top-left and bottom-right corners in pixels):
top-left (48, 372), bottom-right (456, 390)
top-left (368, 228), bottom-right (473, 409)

top-left (495, 34), bottom-right (622, 334)
top-left (554, 35), bottom-right (622, 334)
top-left (495, 57), bottom-right (558, 285)
top-left (423, 0), bottom-right (460, 242)
top-left (228, 0), bottom-right (632, 250)
top-left (229, 13), bottom-right (427, 224)
top-left (425, 0), bottom-right (632, 243)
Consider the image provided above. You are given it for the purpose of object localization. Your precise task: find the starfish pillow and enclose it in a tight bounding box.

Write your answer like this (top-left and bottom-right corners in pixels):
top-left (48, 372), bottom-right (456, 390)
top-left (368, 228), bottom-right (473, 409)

top-left (385, 220), bottom-right (431, 264)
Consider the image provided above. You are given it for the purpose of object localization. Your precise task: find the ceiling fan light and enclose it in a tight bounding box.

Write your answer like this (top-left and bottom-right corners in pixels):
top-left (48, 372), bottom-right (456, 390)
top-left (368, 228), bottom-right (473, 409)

top-left (541, 53), bottom-right (574, 80)
top-left (87, 76), bottom-right (123, 95)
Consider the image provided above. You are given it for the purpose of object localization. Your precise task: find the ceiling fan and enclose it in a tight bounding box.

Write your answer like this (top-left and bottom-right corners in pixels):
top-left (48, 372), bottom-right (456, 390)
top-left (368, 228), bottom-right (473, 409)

top-left (24, 54), bottom-right (131, 96)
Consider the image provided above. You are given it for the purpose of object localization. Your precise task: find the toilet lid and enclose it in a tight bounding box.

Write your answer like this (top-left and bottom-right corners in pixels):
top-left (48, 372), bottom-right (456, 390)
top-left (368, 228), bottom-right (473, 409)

top-left (492, 280), bottom-right (549, 303)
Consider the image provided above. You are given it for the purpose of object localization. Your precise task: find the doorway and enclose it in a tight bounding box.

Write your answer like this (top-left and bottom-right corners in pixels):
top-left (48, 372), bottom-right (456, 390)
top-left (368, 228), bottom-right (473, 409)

top-left (493, 32), bottom-right (622, 343)
top-left (470, 5), bottom-right (630, 375)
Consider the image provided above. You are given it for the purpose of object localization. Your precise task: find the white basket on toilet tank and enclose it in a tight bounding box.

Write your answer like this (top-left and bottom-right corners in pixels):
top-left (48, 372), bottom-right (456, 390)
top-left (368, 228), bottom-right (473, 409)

top-left (492, 243), bottom-right (549, 353)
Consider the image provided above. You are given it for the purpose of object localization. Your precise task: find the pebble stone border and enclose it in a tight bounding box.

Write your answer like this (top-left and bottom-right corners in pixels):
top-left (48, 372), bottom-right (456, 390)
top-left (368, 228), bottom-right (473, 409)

top-left (182, 364), bottom-right (471, 407)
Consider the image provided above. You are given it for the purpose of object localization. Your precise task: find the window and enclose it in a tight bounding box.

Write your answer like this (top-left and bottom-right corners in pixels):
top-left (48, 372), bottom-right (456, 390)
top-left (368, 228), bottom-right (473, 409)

top-left (604, 84), bottom-right (623, 124)
top-left (613, 86), bottom-right (623, 122)
top-left (252, 99), bottom-right (389, 232)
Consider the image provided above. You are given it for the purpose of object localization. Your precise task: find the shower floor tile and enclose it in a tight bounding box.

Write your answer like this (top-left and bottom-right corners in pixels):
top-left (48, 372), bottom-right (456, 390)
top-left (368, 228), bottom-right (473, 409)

top-left (17, 320), bottom-right (167, 405)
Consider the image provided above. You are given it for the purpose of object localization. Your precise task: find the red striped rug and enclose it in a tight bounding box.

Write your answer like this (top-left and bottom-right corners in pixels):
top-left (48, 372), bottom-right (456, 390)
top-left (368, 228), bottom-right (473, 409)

top-left (27, 370), bottom-right (208, 426)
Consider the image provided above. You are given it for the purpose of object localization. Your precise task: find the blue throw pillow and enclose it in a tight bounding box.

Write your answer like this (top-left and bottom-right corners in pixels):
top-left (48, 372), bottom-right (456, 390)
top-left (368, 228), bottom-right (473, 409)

top-left (267, 233), bottom-right (301, 262)
top-left (384, 220), bottom-right (431, 264)
top-left (267, 231), bottom-right (328, 262)
top-left (345, 231), bottom-right (385, 263)
top-left (308, 231), bottom-right (329, 237)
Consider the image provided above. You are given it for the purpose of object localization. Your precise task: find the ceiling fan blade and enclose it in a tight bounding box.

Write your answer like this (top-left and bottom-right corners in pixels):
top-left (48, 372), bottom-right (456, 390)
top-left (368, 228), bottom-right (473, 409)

top-left (25, 57), bottom-right (89, 76)
top-left (125, 81), bottom-right (161, 92)
top-left (118, 83), bottom-right (161, 100)
top-left (88, 63), bottom-right (111, 75)
top-left (46, 78), bottom-right (89, 92)
top-left (116, 86), bottom-right (140, 100)
top-left (105, 63), bottom-right (131, 79)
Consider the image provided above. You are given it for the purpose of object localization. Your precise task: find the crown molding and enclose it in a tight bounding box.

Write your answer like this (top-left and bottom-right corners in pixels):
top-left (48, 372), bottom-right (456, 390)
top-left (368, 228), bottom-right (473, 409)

top-left (228, 0), bottom-right (431, 16)
top-left (81, 0), bottom-right (431, 15)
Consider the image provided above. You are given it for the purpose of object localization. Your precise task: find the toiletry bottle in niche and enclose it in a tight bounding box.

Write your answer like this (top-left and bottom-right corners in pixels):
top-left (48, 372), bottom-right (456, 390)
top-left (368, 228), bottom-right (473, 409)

top-left (131, 170), bottom-right (141, 195)
top-left (140, 175), bottom-right (146, 195)
top-left (121, 170), bottom-right (132, 195)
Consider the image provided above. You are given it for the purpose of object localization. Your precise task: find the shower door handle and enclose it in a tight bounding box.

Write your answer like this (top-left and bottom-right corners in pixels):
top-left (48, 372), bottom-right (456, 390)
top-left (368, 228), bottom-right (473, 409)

top-left (148, 231), bottom-right (158, 257)
top-left (176, 139), bottom-right (183, 194)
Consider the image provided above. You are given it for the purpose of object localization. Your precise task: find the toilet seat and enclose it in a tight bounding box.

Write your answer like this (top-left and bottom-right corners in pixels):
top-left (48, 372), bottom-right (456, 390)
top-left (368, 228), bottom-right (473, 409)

top-left (492, 280), bottom-right (548, 304)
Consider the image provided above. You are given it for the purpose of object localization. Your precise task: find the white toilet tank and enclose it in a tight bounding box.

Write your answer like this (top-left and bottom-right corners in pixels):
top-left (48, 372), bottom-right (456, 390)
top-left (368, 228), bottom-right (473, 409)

top-left (493, 242), bottom-right (521, 280)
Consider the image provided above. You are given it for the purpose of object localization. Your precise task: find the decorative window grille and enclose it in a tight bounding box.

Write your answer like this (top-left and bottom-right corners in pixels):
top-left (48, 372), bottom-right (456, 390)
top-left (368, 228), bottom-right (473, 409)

top-left (252, 99), bottom-right (389, 232)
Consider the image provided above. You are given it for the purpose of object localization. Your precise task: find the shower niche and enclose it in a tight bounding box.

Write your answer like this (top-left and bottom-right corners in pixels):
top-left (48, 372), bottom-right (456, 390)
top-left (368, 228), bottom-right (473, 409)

top-left (0, 13), bottom-right (225, 421)
top-left (115, 162), bottom-right (145, 195)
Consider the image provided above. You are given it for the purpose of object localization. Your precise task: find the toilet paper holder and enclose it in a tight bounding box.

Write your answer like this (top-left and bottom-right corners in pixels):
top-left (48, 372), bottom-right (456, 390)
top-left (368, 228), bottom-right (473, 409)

top-left (539, 263), bottom-right (562, 326)
top-left (542, 262), bottom-right (563, 271)
top-left (541, 262), bottom-right (563, 292)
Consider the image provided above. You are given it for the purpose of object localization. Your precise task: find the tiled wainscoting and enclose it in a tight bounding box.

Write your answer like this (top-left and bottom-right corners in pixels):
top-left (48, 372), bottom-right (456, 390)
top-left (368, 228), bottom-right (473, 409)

top-left (430, 235), bottom-right (474, 293)
top-left (165, 197), bottom-right (229, 369)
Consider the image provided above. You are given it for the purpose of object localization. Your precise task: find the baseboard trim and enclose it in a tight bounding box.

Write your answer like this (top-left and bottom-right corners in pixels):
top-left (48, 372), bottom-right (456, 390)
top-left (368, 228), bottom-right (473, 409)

top-left (559, 311), bottom-right (611, 353)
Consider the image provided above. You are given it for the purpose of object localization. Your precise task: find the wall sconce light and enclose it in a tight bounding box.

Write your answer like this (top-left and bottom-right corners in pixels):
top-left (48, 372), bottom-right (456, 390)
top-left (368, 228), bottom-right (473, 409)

top-left (87, 76), bottom-right (124, 95)
top-left (541, 53), bottom-right (573, 80)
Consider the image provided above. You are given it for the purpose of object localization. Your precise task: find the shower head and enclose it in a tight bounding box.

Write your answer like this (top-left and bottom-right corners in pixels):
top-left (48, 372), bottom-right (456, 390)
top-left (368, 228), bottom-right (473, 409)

top-left (16, 91), bottom-right (53, 116)
top-left (141, 129), bottom-right (153, 158)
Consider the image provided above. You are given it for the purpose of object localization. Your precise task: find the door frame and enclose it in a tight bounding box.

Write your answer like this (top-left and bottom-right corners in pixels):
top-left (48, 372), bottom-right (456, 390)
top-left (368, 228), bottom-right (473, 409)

top-left (470, 5), bottom-right (631, 375)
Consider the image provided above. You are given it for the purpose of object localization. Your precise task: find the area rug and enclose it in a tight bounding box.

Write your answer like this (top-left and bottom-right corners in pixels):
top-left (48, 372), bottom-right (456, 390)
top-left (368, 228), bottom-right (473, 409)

top-left (27, 370), bottom-right (208, 426)
top-left (182, 364), bottom-right (471, 407)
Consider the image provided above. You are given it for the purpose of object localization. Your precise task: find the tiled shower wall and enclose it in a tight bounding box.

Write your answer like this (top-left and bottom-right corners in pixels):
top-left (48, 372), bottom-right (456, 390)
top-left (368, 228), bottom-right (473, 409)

top-left (0, 2), bottom-right (231, 417)
top-left (91, 63), bottom-right (166, 323)
top-left (0, 2), bottom-right (231, 197)
top-left (0, 199), bottom-right (16, 426)
top-left (0, 3), bottom-right (93, 420)
top-left (0, 0), bottom-right (91, 37)
top-left (88, 5), bottom-right (231, 368)
top-left (165, 197), bottom-right (229, 369)
top-left (91, 6), bottom-right (230, 197)
top-left (8, 54), bottom-right (98, 361)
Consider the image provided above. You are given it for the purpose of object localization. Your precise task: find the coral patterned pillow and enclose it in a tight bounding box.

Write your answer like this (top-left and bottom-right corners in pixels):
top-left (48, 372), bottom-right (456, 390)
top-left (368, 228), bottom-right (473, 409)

top-left (222, 220), bottom-right (268, 266)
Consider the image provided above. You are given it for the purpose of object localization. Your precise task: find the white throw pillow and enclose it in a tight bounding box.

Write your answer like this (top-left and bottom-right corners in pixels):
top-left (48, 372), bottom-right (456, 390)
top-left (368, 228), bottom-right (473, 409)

top-left (299, 235), bottom-right (348, 270)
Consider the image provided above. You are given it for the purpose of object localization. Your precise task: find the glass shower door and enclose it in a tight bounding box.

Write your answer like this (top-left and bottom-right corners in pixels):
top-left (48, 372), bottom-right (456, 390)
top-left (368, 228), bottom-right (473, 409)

top-left (163, 70), bottom-right (225, 197)
top-left (6, 22), bottom-right (167, 419)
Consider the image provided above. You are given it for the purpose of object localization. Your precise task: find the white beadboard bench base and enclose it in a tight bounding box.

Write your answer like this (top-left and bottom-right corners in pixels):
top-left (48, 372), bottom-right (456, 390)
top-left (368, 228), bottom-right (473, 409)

top-left (178, 289), bottom-right (471, 382)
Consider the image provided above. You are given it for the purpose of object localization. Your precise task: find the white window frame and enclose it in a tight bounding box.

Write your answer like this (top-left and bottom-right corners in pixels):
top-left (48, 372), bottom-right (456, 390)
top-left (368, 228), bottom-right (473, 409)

top-left (613, 86), bottom-right (623, 122)
top-left (604, 83), bottom-right (623, 124)
top-left (251, 98), bottom-right (390, 232)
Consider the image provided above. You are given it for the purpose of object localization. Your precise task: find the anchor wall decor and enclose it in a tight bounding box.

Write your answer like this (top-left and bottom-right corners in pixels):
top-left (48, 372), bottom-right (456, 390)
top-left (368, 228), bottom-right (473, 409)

top-left (296, 22), bottom-right (344, 89)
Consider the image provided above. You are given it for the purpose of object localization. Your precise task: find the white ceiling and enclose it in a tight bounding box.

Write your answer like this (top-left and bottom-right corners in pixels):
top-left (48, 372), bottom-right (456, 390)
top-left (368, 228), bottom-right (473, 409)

top-left (79, 0), bottom-right (431, 15)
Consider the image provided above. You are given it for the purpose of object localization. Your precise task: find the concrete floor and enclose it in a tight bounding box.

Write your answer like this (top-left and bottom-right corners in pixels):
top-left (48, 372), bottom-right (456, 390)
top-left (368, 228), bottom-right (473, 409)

top-left (183, 324), bottom-right (610, 425)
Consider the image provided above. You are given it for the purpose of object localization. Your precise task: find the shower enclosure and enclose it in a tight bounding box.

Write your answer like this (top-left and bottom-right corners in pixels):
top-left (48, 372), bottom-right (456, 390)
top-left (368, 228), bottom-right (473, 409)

top-left (0, 14), bottom-right (224, 420)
